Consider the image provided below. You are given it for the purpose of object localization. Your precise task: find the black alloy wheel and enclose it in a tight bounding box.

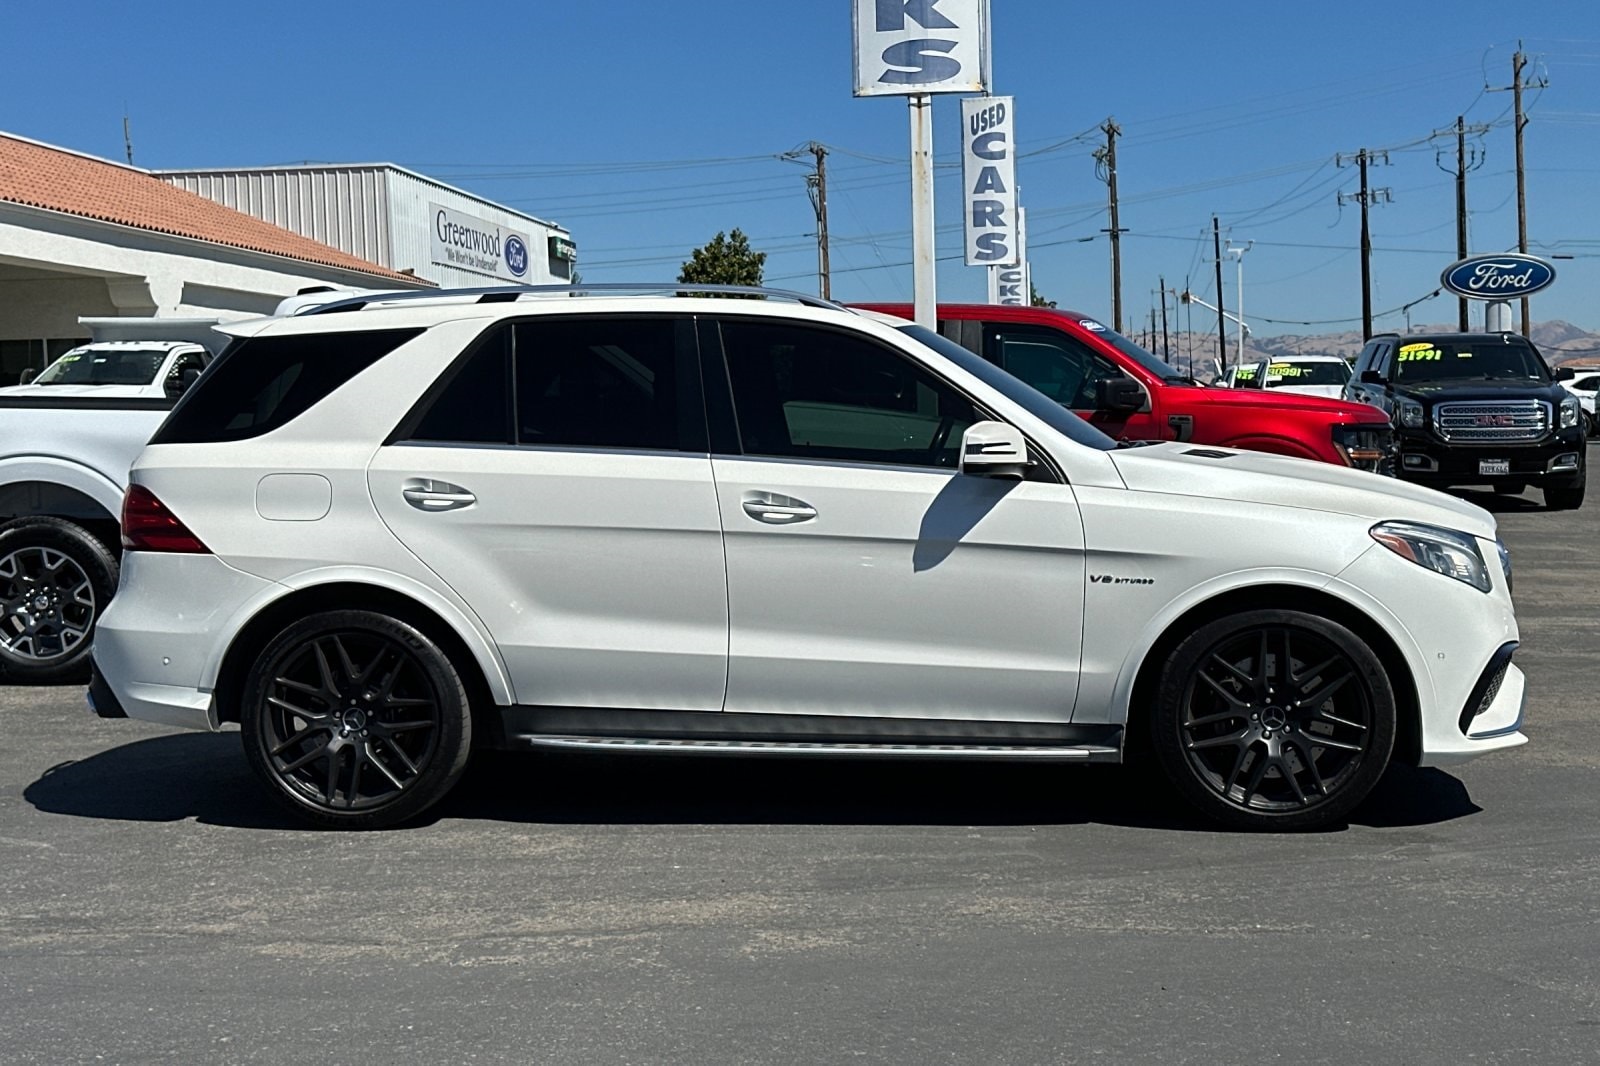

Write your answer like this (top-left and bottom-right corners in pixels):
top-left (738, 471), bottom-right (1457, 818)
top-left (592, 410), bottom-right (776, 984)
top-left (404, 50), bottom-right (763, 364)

top-left (1151, 610), bottom-right (1396, 830)
top-left (0, 517), bottom-right (118, 683)
top-left (241, 611), bottom-right (471, 829)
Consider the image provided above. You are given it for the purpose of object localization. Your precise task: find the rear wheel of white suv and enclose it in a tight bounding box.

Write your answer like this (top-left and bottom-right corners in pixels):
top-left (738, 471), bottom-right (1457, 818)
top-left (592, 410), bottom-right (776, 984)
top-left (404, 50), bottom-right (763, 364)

top-left (1150, 610), bottom-right (1397, 831)
top-left (241, 611), bottom-right (472, 829)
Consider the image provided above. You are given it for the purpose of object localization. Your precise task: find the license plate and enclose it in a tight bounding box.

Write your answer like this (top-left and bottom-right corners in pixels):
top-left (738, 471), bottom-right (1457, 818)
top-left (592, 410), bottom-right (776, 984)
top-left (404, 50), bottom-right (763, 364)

top-left (1479, 459), bottom-right (1511, 477)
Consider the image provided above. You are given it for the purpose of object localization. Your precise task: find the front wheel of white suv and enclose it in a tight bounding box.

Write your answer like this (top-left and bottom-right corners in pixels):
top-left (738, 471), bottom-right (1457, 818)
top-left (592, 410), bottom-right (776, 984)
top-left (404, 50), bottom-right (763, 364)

top-left (1150, 610), bottom-right (1397, 831)
top-left (241, 611), bottom-right (472, 829)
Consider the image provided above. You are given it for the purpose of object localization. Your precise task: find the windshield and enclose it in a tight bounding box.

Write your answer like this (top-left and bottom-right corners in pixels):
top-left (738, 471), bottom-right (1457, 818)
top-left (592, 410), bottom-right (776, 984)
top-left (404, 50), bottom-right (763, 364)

top-left (1076, 318), bottom-right (1193, 383)
top-left (33, 348), bottom-right (167, 386)
top-left (1393, 339), bottom-right (1550, 384)
top-left (896, 325), bottom-right (1117, 452)
top-left (1235, 360), bottom-right (1351, 388)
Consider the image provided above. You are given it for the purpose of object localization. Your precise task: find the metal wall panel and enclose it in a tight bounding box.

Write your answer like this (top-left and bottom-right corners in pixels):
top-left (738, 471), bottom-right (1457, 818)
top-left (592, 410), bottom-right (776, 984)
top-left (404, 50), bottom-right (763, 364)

top-left (162, 168), bottom-right (391, 268)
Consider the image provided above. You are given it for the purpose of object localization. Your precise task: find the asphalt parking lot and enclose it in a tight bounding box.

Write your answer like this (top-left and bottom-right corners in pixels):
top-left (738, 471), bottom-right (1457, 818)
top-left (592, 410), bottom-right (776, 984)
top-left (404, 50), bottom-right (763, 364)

top-left (2, 474), bottom-right (1597, 1065)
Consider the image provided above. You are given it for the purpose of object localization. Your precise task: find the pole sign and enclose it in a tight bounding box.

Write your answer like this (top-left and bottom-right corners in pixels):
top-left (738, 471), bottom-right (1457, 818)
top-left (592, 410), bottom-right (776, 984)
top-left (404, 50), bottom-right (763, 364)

top-left (1440, 253), bottom-right (1556, 299)
top-left (853, 0), bottom-right (990, 96)
top-left (962, 95), bottom-right (1016, 266)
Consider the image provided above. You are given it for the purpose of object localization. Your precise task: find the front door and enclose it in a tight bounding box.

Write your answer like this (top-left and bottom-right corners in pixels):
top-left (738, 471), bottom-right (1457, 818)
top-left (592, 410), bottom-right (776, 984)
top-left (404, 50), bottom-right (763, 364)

top-left (706, 316), bottom-right (1086, 724)
top-left (368, 315), bottom-right (728, 712)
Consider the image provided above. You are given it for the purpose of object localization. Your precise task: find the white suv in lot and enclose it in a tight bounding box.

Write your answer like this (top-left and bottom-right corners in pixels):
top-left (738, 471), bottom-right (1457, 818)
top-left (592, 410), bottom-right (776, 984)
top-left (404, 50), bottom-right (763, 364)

top-left (89, 285), bottom-right (1527, 831)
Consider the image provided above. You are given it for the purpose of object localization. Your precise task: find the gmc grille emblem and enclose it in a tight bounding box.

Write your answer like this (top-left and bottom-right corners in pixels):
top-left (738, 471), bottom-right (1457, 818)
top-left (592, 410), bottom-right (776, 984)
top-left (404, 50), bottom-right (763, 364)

top-left (1474, 414), bottom-right (1515, 427)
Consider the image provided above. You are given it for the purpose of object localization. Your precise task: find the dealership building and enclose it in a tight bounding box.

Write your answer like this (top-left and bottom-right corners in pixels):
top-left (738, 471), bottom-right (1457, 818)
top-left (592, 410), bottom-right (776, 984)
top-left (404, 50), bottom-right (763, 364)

top-left (158, 163), bottom-right (575, 291)
top-left (0, 131), bottom-right (573, 379)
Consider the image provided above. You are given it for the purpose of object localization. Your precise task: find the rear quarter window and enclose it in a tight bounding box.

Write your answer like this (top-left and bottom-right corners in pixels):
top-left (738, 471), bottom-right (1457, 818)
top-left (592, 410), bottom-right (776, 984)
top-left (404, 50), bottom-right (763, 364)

top-left (151, 328), bottom-right (421, 444)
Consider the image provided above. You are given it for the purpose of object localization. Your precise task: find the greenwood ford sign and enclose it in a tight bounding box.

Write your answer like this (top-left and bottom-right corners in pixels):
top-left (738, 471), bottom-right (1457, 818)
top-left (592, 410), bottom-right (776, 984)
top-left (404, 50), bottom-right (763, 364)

top-left (1440, 253), bottom-right (1556, 299)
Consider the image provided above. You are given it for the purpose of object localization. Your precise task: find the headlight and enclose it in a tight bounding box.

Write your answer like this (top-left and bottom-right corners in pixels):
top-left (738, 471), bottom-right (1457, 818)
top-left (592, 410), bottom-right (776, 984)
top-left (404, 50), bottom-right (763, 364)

top-left (1396, 398), bottom-right (1425, 428)
top-left (1560, 396), bottom-right (1581, 429)
top-left (1496, 539), bottom-right (1513, 593)
top-left (1370, 521), bottom-right (1492, 592)
top-left (1332, 423), bottom-right (1395, 474)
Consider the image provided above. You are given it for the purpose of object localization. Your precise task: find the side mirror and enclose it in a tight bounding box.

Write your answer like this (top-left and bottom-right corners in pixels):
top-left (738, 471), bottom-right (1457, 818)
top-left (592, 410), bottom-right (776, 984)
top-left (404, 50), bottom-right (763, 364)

top-left (1554, 366), bottom-right (1575, 382)
top-left (165, 367), bottom-right (203, 399)
top-left (18, 368), bottom-right (36, 384)
top-left (1359, 369), bottom-right (1387, 385)
top-left (959, 421), bottom-right (1031, 480)
top-left (1096, 376), bottom-right (1145, 412)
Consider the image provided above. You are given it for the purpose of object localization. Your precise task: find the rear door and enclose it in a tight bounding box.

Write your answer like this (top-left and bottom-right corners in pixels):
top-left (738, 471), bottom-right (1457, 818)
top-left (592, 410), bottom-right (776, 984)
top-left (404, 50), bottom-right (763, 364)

top-left (367, 315), bottom-right (728, 713)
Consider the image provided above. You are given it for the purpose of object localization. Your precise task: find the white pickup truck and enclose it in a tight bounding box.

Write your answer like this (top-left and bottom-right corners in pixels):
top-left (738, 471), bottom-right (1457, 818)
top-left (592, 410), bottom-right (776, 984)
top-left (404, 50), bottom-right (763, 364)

top-left (0, 317), bottom-right (227, 680)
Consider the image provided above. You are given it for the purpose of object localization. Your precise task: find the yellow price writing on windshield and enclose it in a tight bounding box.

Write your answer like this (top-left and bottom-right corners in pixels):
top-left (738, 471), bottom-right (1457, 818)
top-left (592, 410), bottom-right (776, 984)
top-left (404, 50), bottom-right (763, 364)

top-left (1398, 343), bottom-right (1442, 362)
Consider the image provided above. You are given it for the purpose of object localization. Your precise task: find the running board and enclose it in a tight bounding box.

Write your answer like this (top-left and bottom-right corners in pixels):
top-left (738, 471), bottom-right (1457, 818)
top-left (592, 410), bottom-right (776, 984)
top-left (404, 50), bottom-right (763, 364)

top-left (515, 734), bottom-right (1121, 762)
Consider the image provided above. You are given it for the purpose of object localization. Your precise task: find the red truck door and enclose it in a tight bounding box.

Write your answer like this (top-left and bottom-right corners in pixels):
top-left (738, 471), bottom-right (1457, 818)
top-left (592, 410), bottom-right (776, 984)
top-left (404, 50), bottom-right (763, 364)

top-left (977, 319), bottom-right (1164, 441)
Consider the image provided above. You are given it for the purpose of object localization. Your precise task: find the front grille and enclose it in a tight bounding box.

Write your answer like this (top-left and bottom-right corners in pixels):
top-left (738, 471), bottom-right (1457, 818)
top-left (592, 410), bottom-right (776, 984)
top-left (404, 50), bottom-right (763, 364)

top-left (1434, 401), bottom-right (1550, 443)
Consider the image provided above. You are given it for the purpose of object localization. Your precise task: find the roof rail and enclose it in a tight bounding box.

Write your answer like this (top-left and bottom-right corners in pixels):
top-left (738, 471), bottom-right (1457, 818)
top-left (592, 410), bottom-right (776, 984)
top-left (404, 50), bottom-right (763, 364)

top-left (303, 283), bottom-right (851, 316)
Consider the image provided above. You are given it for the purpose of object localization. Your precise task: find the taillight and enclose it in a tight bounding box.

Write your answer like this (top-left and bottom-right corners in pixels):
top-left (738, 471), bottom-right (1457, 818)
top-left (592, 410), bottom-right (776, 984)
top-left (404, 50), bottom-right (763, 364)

top-left (121, 485), bottom-right (211, 553)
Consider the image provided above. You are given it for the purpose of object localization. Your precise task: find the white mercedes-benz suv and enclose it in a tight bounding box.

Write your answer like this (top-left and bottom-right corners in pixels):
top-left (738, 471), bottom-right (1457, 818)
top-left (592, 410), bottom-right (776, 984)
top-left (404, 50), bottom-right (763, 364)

top-left (89, 285), bottom-right (1526, 830)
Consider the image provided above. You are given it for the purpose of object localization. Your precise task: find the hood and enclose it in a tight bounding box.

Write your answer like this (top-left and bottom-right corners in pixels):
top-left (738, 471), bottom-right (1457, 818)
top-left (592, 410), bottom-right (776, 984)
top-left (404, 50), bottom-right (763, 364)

top-left (1109, 442), bottom-right (1497, 540)
top-left (1187, 385), bottom-right (1385, 422)
top-left (1265, 384), bottom-right (1346, 400)
top-left (1392, 379), bottom-right (1562, 404)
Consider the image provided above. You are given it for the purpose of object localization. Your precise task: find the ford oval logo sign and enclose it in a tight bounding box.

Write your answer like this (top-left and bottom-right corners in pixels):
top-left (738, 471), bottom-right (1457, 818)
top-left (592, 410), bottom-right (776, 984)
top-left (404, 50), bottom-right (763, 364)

top-left (1440, 253), bottom-right (1556, 299)
top-left (504, 235), bottom-right (529, 278)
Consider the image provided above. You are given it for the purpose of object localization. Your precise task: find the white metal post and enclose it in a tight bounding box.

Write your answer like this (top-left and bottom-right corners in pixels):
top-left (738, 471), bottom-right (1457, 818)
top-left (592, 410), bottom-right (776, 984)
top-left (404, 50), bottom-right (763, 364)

top-left (1227, 241), bottom-right (1253, 357)
top-left (1485, 300), bottom-right (1513, 332)
top-left (910, 93), bottom-right (937, 328)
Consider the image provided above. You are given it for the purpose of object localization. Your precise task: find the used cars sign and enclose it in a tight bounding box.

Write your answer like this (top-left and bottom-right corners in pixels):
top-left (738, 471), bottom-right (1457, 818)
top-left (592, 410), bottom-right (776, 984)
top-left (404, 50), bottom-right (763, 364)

top-left (1440, 253), bottom-right (1556, 299)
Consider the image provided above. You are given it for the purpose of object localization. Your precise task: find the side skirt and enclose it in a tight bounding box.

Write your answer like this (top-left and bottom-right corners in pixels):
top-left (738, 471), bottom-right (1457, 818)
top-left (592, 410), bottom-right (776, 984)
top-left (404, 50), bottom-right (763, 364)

top-left (497, 706), bottom-right (1123, 763)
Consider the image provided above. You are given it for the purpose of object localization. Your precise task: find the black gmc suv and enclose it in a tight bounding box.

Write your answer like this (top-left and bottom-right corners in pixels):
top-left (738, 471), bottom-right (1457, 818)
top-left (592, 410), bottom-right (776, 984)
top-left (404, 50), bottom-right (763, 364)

top-left (1345, 331), bottom-right (1586, 509)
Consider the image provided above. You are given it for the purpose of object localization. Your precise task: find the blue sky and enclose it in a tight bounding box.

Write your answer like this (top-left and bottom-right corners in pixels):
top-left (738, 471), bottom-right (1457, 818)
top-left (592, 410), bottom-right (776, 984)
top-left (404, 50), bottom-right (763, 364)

top-left (4, 1), bottom-right (1598, 337)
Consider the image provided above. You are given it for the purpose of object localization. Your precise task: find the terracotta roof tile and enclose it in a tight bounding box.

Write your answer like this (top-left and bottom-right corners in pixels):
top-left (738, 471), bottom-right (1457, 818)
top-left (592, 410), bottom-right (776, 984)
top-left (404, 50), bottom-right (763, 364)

top-left (0, 133), bottom-right (429, 286)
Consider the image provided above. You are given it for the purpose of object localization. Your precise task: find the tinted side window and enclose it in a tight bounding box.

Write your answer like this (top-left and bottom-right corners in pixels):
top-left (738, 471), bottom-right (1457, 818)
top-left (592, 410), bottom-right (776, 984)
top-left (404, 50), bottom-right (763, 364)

top-left (152, 328), bottom-right (421, 445)
top-left (1371, 343), bottom-right (1395, 377)
top-left (1351, 342), bottom-right (1378, 376)
top-left (719, 319), bottom-right (977, 469)
top-left (405, 325), bottom-right (513, 444)
top-left (513, 317), bottom-right (697, 451)
top-left (992, 326), bottom-right (1119, 409)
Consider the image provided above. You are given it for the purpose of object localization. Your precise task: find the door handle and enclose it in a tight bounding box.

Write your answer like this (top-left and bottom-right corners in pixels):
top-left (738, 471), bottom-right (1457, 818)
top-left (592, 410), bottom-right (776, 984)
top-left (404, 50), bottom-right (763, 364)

top-left (402, 478), bottom-right (476, 512)
top-left (741, 492), bottom-right (817, 525)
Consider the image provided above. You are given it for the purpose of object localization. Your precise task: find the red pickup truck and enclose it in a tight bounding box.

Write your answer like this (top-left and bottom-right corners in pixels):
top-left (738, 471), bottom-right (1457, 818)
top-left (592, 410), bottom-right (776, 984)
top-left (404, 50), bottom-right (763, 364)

top-left (856, 303), bottom-right (1394, 472)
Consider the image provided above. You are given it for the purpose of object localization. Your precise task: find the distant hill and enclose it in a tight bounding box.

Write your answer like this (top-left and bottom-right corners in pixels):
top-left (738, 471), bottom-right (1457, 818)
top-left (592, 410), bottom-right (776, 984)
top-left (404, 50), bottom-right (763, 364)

top-left (1143, 320), bottom-right (1600, 381)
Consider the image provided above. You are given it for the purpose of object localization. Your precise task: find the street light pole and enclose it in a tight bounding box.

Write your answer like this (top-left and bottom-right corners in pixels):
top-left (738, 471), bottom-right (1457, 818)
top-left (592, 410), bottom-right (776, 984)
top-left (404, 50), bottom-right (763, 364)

top-left (1226, 241), bottom-right (1253, 358)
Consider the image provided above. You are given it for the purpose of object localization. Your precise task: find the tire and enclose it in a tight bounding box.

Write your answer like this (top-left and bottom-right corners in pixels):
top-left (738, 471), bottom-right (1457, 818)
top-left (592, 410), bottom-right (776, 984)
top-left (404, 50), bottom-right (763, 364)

top-left (0, 517), bottom-right (119, 683)
top-left (1149, 609), bottom-right (1397, 831)
top-left (1491, 481), bottom-right (1527, 496)
top-left (240, 610), bottom-right (472, 829)
top-left (1544, 479), bottom-right (1585, 511)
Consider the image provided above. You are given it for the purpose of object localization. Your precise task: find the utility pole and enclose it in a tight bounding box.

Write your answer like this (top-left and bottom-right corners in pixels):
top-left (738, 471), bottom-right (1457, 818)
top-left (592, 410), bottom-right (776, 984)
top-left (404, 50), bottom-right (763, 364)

top-left (1094, 118), bottom-right (1125, 331)
top-left (807, 142), bottom-right (831, 301)
top-left (1159, 274), bottom-right (1171, 358)
top-left (1338, 149), bottom-right (1392, 340)
top-left (1489, 43), bottom-right (1547, 336)
top-left (1212, 216), bottom-right (1227, 370)
top-left (784, 142), bottom-right (833, 300)
top-left (1434, 116), bottom-right (1488, 331)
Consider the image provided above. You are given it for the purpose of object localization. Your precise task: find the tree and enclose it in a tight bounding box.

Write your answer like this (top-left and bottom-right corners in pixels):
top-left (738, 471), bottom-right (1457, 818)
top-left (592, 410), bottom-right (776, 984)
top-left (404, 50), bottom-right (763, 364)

top-left (1030, 282), bottom-right (1056, 308)
top-left (679, 229), bottom-right (767, 287)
